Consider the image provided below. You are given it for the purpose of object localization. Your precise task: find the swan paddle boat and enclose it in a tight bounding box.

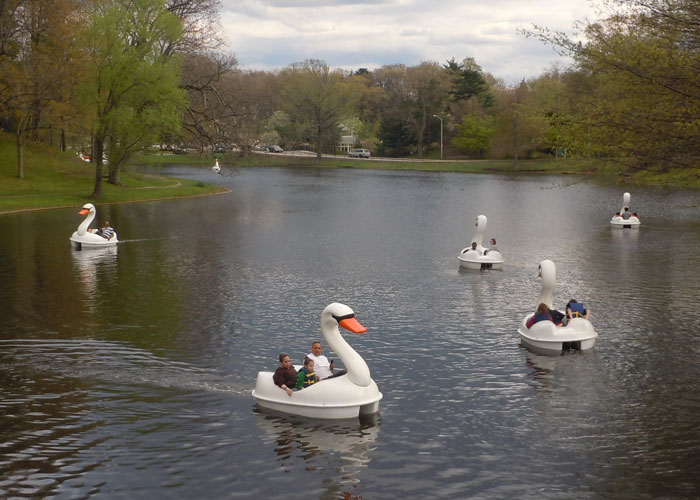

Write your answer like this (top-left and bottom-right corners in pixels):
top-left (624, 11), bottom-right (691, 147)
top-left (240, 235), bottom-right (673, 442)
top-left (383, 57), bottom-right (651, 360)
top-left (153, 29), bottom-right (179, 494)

top-left (458, 215), bottom-right (504, 270)
top-left (610, 192), bottom-right (640, 228)
top-left (69, 203), bottom-right (118, 250)
top-left (252, 303), bottom-right (382, 419)
top-left (517, 260), bottom-right (597, 353)
top-left (212, 159), bottom-right (221, 174)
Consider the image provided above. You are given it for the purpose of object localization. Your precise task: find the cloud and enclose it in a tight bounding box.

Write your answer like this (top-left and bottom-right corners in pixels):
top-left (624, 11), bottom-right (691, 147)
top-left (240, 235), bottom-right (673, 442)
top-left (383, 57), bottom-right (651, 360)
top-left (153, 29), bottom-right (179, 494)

top-left (220, 0), bottom-right (599, 84)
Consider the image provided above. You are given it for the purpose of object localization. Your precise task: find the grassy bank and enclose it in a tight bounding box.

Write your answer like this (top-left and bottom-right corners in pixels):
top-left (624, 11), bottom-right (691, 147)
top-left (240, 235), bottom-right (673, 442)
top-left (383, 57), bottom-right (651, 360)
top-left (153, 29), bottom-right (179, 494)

top-left (0, 131), bottom-right (227, 214)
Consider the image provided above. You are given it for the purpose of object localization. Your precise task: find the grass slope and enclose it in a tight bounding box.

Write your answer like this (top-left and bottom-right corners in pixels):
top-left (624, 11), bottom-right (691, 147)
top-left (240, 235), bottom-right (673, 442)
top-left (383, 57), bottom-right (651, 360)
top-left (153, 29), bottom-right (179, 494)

top-left (0, 131), bottom-right (227, 214)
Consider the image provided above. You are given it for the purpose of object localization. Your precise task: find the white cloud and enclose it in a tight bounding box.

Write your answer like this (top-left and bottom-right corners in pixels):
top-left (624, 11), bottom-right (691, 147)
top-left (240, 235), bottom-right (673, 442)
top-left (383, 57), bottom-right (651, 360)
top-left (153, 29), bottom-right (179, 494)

top-left (220, 0), bottom-right (600, 84)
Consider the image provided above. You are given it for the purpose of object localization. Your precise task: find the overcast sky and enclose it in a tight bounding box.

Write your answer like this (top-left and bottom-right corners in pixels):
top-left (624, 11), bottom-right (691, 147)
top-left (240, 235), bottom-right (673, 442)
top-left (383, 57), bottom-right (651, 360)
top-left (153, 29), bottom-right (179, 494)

top-left (219, 1), bottom-right (601, 85)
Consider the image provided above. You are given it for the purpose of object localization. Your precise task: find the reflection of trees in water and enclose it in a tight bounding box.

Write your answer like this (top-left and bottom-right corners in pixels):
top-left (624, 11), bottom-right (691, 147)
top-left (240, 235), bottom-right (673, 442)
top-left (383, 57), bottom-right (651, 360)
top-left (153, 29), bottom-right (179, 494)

top-left (255, 409), bottom-right (379, 499)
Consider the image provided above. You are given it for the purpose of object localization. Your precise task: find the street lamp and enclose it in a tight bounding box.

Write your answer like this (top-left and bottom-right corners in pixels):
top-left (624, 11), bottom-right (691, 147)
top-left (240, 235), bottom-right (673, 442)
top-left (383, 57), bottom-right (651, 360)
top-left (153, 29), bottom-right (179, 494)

top-left (433, 114), bottom-right (443, 160)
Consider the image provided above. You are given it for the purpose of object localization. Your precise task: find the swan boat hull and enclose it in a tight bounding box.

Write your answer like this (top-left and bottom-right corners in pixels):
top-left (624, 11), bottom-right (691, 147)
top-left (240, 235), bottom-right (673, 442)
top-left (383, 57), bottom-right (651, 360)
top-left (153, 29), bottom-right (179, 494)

top-left (252, 371), bottom-right (382, 419)
top-left (610, 216), bottom-right (640, 229)
top-left (458, 249), bottom-right (504, 270)
top-left (518, 315), bottom-right (597, 353)
top-left (70, 231), bottom-right (118, 250)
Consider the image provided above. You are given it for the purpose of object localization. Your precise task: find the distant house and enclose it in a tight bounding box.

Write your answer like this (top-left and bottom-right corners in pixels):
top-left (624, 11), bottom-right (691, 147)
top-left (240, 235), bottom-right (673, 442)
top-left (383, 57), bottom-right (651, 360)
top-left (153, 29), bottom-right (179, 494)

top-left (338, 124), bottom-right (357, 153)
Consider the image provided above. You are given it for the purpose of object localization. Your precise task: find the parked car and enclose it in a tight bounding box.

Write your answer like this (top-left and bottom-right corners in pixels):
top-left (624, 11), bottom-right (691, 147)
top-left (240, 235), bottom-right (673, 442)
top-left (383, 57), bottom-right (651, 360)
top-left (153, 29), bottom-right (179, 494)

top-left (267, 145), bottom-right (284, 153)
top-left (349, 148), bottom-right (371, 158)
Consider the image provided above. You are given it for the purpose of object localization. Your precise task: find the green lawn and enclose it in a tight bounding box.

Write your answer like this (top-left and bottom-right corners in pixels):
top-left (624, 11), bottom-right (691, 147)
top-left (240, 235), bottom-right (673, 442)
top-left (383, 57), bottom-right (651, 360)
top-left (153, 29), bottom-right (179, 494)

top-left (0, 131), bottom-right (227, 214)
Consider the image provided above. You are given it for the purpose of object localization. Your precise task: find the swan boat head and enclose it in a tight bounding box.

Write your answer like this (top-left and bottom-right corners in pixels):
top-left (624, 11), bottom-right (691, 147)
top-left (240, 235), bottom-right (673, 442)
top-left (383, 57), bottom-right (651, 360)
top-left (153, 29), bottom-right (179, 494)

top-left (77, 203), bottom-right (97, 236)
top-left (321, 302), bottom-right (371, 387)
top-left (621, 192), bottom-right (631, 213)
top-left (537, 259), bottom-right (556, 308)
top-left (472, 214), bottom-right (487, 248)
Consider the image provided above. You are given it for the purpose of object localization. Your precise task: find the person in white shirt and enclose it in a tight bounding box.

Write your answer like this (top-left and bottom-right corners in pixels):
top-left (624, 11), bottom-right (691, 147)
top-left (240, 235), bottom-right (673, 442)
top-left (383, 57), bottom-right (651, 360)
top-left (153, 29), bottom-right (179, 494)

top-left (307, 341), bottom-right (334, 380)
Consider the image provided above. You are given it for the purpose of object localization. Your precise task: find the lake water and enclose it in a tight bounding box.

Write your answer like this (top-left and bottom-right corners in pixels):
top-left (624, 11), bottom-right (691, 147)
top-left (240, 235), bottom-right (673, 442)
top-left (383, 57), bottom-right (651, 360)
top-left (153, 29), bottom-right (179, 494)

top-left (1, 166), bottom-right (699, 499)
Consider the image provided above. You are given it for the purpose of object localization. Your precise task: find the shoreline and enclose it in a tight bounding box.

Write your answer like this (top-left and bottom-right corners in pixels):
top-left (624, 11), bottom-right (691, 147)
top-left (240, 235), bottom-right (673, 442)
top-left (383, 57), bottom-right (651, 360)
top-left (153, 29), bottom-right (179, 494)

top-left (0, 187), bottom-right (231, 216)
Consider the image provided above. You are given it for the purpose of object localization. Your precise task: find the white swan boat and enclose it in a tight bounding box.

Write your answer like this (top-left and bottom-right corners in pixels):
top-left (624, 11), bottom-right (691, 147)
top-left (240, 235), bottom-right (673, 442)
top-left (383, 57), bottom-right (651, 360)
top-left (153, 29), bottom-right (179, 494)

top-left (69, 203), bottom-right (118, 250)
top-left (458, 215), bottom-right (504, 270)
top-left (252, 303), bottom-right (382, 419)
top-left (610, 192), bottom-right (641, 228)
top-left (212, 159), bottom-right (221, 174)
top-left (517, 260), bottom-right (597, 353)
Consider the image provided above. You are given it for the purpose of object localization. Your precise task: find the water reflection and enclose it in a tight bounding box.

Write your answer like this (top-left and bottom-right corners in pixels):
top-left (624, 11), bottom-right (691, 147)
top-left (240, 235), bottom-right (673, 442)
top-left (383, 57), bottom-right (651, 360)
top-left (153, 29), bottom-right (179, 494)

top-left (254, 409), bottom-right (379, 499)
top-left (71, 246), bottom-right (118, 314)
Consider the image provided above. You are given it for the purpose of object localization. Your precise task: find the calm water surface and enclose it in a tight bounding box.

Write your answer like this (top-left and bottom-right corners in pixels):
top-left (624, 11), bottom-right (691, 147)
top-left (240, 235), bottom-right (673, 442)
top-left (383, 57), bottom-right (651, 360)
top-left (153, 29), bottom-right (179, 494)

top-left (1, 167), bottom-right (700, 499)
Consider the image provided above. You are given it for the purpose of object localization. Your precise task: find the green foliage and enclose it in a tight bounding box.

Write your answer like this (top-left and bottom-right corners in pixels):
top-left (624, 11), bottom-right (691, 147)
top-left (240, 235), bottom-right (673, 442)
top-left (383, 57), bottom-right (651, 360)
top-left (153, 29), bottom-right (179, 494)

top-left (451, 114), bottom-right (497, 155)
top-left (444, 57), bottom-right (493, 107)
top-left (527, 0), bottom-right (700, 170)
top-left (377, 114), bottom-right (416, 156)
top-left (76, 0), bottom-right (186, 190)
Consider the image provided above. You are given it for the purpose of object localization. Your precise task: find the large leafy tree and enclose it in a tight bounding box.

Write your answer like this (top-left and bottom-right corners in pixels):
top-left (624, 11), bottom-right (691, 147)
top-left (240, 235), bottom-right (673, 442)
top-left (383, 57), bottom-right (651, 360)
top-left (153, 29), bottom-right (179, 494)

top-left (451, 114), bottom-right (496, 157)
top-left (444, 57), bottom-right (493, 107)
top-left (528, 0), bottom-right (700, 170)
top-left (281, 59), bottom-right (354, 160)
top-left (373, 63), bottom-right (447, 157)
top-left (77, 0), bottom-right (186, 198)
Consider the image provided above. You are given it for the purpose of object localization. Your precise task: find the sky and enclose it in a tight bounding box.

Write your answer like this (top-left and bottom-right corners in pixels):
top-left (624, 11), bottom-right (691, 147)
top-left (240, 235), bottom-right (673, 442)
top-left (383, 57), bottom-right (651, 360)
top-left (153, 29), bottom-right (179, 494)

top-left (219, 0), bottom-right (602, 85)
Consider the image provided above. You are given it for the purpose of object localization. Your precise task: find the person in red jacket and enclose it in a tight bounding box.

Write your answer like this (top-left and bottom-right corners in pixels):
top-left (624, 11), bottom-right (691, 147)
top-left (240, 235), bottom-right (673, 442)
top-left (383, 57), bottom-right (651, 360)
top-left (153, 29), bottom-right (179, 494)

top-left (272, 353), bottom-right (297, 397)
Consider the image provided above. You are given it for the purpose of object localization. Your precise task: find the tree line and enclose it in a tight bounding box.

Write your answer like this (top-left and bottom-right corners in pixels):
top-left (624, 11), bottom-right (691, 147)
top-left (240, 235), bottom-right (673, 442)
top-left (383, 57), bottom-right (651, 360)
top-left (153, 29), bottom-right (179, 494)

top-left (1, 0), bottom-right (697, 199)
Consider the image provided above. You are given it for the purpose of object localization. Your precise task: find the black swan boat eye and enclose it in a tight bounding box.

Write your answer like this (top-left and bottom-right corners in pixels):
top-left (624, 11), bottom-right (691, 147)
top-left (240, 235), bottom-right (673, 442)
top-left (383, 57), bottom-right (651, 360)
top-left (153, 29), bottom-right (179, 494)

top-left (333, 313), bottom-right (355, 322)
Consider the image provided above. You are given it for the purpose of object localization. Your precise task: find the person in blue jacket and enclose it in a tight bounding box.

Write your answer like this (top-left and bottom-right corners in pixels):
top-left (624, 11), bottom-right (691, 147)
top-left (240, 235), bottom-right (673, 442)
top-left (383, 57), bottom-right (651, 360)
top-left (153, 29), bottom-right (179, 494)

top-left (566, 299), bottom-right (590, 321)
top-left (526, 303), bottom-right (555, 328)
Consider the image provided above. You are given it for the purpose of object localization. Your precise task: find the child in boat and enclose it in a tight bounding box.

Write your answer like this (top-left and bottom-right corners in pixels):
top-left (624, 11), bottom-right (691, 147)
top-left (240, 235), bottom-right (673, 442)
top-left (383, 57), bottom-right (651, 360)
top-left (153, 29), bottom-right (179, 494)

top-left (295, 357), bottom-right (319, 390)
top-left (97, 221), bottom-right (115, 239)
top-left (566, 299), bottom-right (590, 320)
top-left (526, 303), bottom-right (555, 328)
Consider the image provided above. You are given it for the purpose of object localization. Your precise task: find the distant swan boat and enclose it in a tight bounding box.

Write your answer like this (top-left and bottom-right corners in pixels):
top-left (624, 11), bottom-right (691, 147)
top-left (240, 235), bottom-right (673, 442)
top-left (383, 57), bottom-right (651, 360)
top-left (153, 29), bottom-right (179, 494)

top-left (610, 192), bottom-right (640, 228)
top-left (458, 214), bottom-right (503, 270)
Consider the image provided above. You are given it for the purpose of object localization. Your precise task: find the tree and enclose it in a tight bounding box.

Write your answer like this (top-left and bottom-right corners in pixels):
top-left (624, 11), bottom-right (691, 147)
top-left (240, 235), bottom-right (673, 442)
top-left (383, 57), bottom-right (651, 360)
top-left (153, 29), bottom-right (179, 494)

top-left (372, 63), bottom-right (448, 157)
top-left (526, 0), bottom-right (700, 169)
top-left (444, 57), bottom-right (493, 107)
top-left (281, 59), bottom-right (353, 161)
top-left (77, 0), bottom-right (186, 198)
top-left (451, 114), bottom-right (496, 157)
top-left (180, 51), bottom-right (238, 151)
top-left (0, 0), bottom-right (81, 178)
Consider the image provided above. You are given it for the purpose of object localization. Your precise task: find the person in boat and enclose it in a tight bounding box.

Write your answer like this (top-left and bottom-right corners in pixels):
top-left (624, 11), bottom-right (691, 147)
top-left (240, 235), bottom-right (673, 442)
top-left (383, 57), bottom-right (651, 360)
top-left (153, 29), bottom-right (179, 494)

top-left (621, 207), bottom-right (632, 220)
top-left (484, 238), bottom-right (498, 255)
top-left (307, 341), bottom-right (334, 380)
top-left (526, 303), bottom-right (558, 328)
top-left (566, 299), bottom-right (590, 320)
top-left (97, 221), bottom-right (115, 240)
top-left (273, 353), bottom-right (297, 397)
top-left (295, 357), bottom-right (319, 389)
